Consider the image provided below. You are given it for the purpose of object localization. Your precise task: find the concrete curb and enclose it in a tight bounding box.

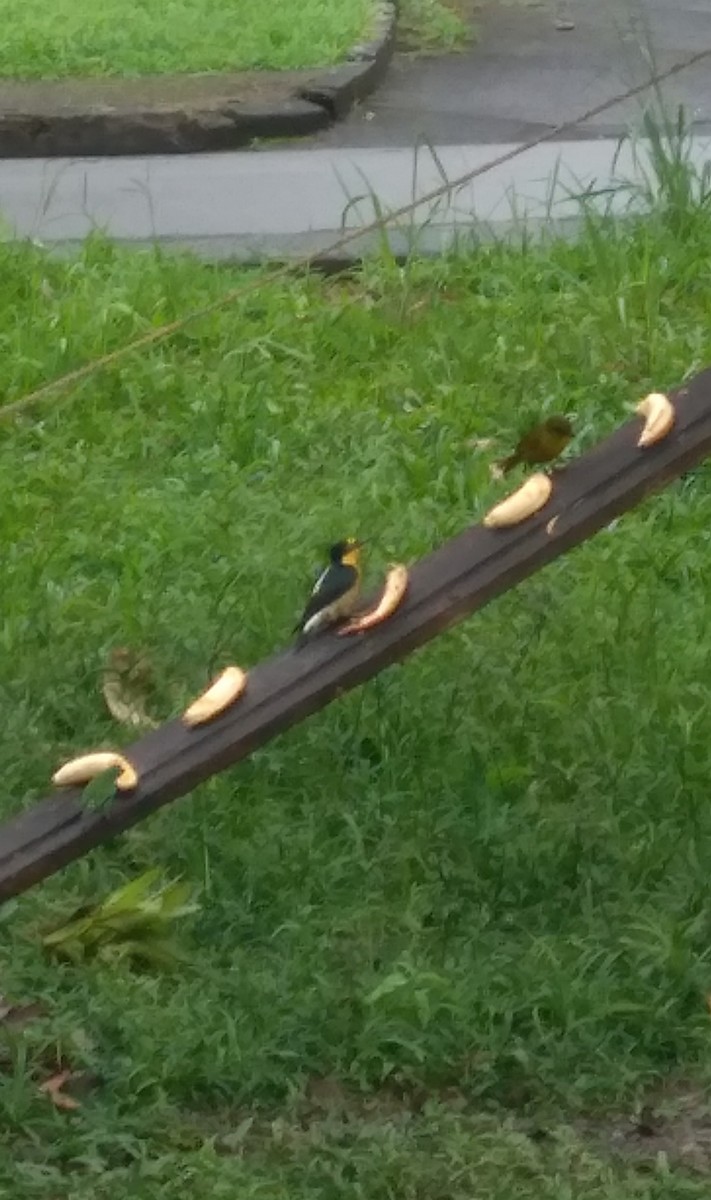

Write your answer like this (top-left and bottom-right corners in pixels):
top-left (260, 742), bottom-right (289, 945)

top-left (0, 1), bottom-right (396, 158)
top-left (299, 1), bottom-right (397, 120)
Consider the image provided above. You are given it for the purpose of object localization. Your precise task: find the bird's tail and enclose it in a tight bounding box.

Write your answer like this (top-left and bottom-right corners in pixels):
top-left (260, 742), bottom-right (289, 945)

top-left (293, 625), bottom-right (309, 651)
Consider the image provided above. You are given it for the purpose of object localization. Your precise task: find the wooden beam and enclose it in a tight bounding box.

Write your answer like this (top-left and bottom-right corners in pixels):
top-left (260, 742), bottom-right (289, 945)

top-left (1, 369), bottom-right (710, 902)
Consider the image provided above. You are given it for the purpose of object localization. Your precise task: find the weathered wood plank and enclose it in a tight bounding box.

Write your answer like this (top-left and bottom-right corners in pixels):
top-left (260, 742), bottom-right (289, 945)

top-left (1, 369), bottom-right (710, 901)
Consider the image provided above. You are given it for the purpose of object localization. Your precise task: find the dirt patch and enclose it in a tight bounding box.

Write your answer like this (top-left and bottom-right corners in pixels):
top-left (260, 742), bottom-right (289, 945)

top-left (179, 1072), bottom-right (711, 1178)
top-left (182, 1075), bottom-right (471, 1155)
top-left (578, 1082), bottom-right (711, 1176)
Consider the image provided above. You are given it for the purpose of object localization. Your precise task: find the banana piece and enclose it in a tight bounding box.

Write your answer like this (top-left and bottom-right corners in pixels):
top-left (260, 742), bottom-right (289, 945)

top-left (338, 564), bottom-right (409, 635)
top-left (52, 752), bottom-right (138, 793)
top-left (483, 472), bottom-right (553, 529)
top-left (182, 666), bottom-right (247, 728)
top-left (636, 391), bottom-right (675, 447)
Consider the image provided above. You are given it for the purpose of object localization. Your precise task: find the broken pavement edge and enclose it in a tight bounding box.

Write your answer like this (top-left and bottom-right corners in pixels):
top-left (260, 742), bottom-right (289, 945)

top-left (0, 0), bottom-right (396, 157)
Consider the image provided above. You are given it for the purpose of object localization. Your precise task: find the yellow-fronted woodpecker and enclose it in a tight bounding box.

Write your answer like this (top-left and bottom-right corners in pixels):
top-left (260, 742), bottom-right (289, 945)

top-left (294, 538), bottom-right (364, 645)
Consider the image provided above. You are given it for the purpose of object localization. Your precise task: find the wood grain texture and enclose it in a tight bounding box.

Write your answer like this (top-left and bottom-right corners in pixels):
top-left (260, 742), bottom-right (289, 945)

top-left (1, 368), bottom-right (709, 901)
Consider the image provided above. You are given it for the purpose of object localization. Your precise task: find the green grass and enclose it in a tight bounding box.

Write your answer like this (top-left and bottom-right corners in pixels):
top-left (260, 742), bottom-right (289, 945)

top-left (3, 129), bottom-right (711, 1196)
top-left (398, 0), bottom-right (472, 52)
top-left (0, 0), bottom-right (374, 79)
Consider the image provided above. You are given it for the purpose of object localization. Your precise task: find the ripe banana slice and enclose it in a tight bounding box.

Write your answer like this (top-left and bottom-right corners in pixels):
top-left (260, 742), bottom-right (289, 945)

top-left (338, 564), bottom-right (409, 635)
top-left (52, 751), bottom-right (138, 792)
top-left (636, 391), bottom-right (675, 447)
top-left (182, 666), bottom-right (247, 728)
top-left (483, 472), bottom-right (553, 529)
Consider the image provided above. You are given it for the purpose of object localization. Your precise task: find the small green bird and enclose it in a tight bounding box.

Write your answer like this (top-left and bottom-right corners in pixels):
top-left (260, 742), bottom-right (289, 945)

top-left (294, 538), bottom-right (364, 645)
top-left (496, 415), bottom-right (574, 475)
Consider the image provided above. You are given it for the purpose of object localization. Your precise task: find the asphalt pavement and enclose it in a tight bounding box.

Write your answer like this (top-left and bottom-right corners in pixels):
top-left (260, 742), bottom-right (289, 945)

top-left (0, 0), bottom-right (709, 258)
top-left (300, 0), bottom-right (711, 149)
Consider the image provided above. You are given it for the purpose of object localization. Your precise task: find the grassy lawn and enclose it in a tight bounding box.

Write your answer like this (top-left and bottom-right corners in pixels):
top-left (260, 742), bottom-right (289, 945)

top-left (3, 145), bottom-right (711, 1196)
top-left (0, 0), bottom-right (375, 79)
top-left (0, 0), bottom-right (472, 80)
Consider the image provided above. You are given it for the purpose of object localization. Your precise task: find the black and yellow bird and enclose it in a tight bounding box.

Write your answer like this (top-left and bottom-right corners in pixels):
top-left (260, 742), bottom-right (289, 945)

top-left (496, 415), bottom-right (574, 475)
top-left (293, 537), bottom-right (364, 645)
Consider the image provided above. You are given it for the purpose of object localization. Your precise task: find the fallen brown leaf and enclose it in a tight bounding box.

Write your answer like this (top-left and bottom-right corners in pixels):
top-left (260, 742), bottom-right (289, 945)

top-left (102, 646), bottom-right (158, 729)
top-left (0, 995), bottom-right (46, 1028)
top-left (40, 1070), bottom-right (82, 1111)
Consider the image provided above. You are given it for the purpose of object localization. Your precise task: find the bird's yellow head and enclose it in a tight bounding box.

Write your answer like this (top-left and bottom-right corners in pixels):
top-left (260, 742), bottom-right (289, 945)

top-left (330, 537), bottom-right (364, 568)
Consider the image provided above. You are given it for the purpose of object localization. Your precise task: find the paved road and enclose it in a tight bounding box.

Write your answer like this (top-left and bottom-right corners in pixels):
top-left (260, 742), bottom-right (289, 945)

top-left (0, 0), bottom-right (709, 258)
top-left (294, 0), bottom-right (711, 149)
top-left (1, 135), bottom-right (709, 260)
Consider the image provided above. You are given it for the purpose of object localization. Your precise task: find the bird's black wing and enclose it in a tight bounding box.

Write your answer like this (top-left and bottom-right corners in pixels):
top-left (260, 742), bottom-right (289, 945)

top-left (294, 563), bottom-right (358, 632)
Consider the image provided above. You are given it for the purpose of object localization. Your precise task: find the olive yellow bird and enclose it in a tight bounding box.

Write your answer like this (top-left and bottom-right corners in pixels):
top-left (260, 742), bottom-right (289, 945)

top-left (496, 415), bottom-right (574, 475)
